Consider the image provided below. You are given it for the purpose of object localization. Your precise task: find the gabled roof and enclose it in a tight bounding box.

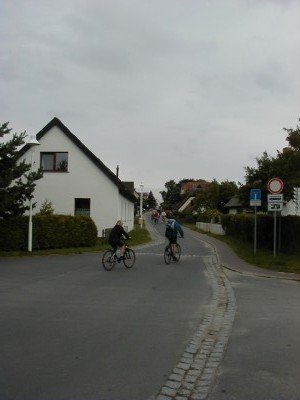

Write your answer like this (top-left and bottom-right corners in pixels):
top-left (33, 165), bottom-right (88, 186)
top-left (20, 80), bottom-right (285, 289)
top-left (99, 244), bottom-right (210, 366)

top-left (18, 117), bottom-right (136, 203)
top-left (224, 195), bottom-right (242, 208)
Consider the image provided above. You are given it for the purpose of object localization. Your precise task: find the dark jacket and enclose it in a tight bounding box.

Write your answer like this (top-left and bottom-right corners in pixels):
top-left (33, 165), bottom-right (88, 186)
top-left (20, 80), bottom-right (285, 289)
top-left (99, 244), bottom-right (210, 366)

top-left (108, 224), bottom-right (129, 245)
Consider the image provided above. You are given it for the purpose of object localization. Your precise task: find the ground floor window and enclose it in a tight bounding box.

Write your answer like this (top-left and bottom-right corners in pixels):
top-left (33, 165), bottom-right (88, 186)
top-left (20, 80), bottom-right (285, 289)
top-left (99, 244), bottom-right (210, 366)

top-left (75, 198), bottom-right (90, 216)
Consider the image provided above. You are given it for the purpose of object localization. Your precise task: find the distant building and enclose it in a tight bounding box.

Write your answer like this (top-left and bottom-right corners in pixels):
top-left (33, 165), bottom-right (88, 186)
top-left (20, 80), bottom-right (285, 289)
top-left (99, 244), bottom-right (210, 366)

top-left (180, 180), bottom-right (210, 195)
top-left (224, 195), bottom-right (243, 214)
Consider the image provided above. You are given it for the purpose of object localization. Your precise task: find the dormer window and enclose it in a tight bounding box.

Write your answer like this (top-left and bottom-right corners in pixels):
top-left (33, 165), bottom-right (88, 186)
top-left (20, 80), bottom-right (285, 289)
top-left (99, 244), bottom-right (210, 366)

top-left (41, 152), bottom-right (68, 172)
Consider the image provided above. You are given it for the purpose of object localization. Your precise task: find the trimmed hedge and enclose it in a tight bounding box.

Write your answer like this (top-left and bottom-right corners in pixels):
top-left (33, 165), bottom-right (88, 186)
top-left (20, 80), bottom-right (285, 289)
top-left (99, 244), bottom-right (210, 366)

top-left (0, 216), bottom-right (28, 251)
top-left (0, 215), bottom-right (98, 251)
top-left (177, 211), bottom-right (198, 224)
top-left (221, 214), bottom-right (300, 253)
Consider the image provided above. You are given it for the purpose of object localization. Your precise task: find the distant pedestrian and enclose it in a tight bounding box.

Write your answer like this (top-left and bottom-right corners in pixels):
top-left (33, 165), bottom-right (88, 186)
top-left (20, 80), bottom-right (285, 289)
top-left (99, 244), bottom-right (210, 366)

top-left (152, 210), bottom-right (159, 224)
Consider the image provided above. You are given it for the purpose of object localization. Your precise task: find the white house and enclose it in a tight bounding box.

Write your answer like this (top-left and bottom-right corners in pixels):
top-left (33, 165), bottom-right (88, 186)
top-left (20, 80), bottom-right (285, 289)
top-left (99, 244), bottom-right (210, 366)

top-left (178, 196), bottom-right (195, 212)
top-left (18, 117), bottom-right (136, 236)
top-left (282, 197), bottom-right (300, 217)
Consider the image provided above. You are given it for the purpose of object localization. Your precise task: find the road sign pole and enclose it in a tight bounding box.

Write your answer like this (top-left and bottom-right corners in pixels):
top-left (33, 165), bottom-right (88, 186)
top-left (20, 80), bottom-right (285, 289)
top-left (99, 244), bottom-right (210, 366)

top-left (254, 205), bottom-right (257, 255)
top-left (273, 211), bottom-right (277, 257)
top-left (278, 212), bottom-right (281, 252)
top-left (267, 178), bottom-right (284, 257)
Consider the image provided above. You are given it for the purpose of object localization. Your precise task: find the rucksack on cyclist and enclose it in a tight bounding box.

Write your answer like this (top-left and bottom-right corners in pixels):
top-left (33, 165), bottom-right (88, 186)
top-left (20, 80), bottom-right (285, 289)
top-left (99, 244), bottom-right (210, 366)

top-left (165, 220), bottom-right (176, 239)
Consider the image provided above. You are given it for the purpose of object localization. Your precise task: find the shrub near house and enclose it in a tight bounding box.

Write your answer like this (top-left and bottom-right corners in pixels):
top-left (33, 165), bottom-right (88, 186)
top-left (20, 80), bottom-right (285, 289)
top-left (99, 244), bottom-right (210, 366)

top-left (0, 215), bottom-right (97, 251)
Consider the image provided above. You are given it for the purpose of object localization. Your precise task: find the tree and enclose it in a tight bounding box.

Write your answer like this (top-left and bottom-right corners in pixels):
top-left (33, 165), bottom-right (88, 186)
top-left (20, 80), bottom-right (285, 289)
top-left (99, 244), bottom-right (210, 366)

top-left (144, 191), bottom-right (157, 209)
top-left (0, 122), bottom-right (43, 218)
top-left (160, 180), bottom-right (182, 209)
top-left (195, 179), bottom-right (239, 213)
top-left (218, 180), bottom-right (240, 212)
top-left (239, 120), bottom-right (300, 209)
top-left (37, 199), bottom-right (55, 215)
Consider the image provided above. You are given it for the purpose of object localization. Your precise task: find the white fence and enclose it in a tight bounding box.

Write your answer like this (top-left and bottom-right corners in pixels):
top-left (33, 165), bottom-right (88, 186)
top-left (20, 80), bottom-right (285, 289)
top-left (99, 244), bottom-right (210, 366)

top-left (196, 221), bottom-right (225, 235)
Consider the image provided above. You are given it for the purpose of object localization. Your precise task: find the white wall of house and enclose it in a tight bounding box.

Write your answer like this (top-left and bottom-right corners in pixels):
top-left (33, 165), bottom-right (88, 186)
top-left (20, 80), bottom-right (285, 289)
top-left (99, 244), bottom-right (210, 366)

top-left (196, 221), bottom-right (225, 235)
top-left (20, 125), bottom-right (134, 235)
top-left (178, 197), bottom-right (195, 212)
top-left (282, 199), bottom-right (300, 217)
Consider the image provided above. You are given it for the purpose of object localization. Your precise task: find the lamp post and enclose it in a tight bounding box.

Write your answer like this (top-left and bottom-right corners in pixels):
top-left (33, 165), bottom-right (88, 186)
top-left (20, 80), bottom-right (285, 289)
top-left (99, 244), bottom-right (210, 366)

top-left (139, 182), bottom-right (144, 228)
top-left (27, 135), bottom-right (40, 252)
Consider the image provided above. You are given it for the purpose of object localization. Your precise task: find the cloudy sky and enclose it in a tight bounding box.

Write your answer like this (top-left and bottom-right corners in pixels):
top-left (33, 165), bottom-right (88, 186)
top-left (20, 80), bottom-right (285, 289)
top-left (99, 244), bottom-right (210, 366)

top-left (1, 0), bottom-right (299, 200)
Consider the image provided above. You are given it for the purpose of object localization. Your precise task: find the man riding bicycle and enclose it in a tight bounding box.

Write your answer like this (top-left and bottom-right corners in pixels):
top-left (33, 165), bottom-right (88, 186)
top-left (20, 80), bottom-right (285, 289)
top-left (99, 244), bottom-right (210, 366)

top-left (165, 212), bottom-right (184, 260)
top-left (108, 220), bottom-right (130, 260)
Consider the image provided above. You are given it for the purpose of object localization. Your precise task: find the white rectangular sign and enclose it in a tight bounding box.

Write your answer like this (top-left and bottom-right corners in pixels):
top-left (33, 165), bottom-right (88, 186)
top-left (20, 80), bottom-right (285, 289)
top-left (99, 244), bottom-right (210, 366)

top-left (250, 199), bottom-right (262, 207)
top-left (268, 203), bottom-right (283, 211)
top-left (268, 194), bottom-right (283, 203)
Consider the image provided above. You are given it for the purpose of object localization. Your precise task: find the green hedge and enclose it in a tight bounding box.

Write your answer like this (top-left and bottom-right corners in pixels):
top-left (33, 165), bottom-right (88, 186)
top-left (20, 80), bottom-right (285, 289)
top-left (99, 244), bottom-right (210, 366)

top-left (177, 211), bottom-right (198, 224)
top-left (0, 216), bottom-right (28, 251)
top-left (221, 214), bottom-right (300, 253)
top-left (0, 215), bottom-right (98, 251)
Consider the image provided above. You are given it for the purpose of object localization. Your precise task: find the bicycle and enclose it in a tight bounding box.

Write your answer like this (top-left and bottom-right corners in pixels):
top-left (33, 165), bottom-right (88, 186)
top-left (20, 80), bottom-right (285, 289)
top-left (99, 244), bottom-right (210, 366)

top-left (164, 241), bottom-right (181, 264)
top-left (102, 238), bottom-right (136, 271)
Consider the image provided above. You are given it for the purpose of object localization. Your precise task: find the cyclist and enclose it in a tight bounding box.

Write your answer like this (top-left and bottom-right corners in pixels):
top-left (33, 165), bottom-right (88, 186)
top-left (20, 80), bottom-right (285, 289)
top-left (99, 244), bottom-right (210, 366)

top-left (108, 220), bottom-right (130, 260)
top-left (152, 209), bottom-right (159, 224)
top-left (165, 212), bottom-right (184, 260)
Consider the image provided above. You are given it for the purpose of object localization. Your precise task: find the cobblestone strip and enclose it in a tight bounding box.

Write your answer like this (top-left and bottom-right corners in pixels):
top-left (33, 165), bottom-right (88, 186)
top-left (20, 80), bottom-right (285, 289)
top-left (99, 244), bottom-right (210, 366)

top-left (135, 252), bottom-right (203, 259)
top-left (155, 255), bottom-right (236, 400)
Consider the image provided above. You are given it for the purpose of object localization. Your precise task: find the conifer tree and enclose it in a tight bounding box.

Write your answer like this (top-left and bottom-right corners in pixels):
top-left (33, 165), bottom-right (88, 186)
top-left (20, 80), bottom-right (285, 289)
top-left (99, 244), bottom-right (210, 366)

top-left (145, 191), bottom-right (157, 209)
top-left (0, 122), bottom-right (43, 218)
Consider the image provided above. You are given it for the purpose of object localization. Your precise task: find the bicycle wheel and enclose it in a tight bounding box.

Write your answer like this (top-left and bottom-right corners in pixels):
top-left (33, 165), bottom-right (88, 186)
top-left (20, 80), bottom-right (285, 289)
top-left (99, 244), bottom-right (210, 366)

top-left (174, 243), bottom-right (181, 261)
top-left (164, 245), bottom-right (172, 264)
top-left (123, 248), bottom-right (136, 268)
top-left (102, 250), bottom-right (116, 271)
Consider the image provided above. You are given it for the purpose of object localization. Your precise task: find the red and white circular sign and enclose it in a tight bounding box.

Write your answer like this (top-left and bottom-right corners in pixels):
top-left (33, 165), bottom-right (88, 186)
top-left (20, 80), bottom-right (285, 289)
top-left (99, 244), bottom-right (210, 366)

top-left (267, 178), bottom-right (284, 194)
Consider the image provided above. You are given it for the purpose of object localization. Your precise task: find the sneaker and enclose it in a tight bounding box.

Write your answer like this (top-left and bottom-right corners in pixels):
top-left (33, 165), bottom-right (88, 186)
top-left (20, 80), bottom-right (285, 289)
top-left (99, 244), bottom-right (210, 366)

top-left (172, 255), bottom-right (178, 261)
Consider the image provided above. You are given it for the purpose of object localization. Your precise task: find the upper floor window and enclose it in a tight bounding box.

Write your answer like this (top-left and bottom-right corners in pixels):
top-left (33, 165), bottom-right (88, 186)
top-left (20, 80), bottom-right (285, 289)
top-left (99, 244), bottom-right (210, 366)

top-left (41, 152), bottom-right (68, 172)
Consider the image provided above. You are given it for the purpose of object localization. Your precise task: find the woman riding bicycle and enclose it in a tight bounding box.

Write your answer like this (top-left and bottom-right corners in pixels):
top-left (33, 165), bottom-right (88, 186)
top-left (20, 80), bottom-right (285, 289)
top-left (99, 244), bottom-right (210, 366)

top-left (165, 212), bottom-right (184, 260)
top-left (108, 220), bottom-right (129, 260)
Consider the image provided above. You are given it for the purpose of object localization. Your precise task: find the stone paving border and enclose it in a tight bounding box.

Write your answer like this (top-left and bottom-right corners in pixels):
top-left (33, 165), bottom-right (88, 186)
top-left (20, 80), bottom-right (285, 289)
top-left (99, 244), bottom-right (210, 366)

top-left (154, 254), bottom-right (236, 400)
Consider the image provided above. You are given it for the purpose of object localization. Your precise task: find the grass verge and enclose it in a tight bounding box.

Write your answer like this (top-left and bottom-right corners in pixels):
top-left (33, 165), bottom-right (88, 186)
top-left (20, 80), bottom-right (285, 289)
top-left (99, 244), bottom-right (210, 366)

top-left (184, 223), bottom-right (300, 274)
top-left (0, 225), bottom-right (152, 258)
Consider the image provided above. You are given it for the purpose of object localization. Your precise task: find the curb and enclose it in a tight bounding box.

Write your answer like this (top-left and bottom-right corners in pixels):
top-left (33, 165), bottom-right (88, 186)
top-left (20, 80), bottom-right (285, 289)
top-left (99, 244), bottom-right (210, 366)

top-left (220, 263), bottom-right (300, 282)
top-left (187, 228), bottom-right (300, 283)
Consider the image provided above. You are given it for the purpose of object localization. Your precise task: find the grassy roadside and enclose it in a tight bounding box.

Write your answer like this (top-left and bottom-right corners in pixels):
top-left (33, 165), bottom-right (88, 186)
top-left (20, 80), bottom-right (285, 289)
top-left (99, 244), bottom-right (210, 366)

top-left (184, 223), bottom-right (300, 274)
top-left (0, 225), bottom-right (152, 258)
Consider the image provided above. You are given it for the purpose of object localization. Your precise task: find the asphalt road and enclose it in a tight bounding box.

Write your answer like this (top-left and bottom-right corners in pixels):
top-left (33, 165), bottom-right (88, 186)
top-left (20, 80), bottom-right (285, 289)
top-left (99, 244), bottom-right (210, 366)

top-left (0, 222), bottom-right (213, 400)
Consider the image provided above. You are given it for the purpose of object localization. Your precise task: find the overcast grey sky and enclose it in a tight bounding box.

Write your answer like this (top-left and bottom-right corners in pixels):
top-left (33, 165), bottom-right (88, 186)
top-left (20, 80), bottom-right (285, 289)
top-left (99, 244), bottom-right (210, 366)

top-left (1, 0), bottom-right (299, 201)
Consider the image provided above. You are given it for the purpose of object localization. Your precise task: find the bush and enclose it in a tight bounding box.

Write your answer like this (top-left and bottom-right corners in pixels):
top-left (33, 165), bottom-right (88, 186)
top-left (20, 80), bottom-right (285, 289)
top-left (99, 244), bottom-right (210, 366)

top-left (0, 215), bottom-right (98, 251)
top-left (178, 211), bottom-right (198, 223)
top-left (220, 213), bottom-right (300, 253)
top-left (197, 209), bottom-right (222, 223)
top-left (37, 199), bottom-right (55, 216)
top-left (0, 216), bottom-right (28, 251)
top-left (280, 215), bottom-right (300, 253)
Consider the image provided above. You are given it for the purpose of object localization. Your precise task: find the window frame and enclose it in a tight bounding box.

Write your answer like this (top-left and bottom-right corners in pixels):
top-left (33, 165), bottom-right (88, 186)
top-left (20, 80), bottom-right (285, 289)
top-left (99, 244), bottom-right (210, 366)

top-left (74, 198), bottom-right (91, 217)
top-left (40, 152), bottom-right (69, 172)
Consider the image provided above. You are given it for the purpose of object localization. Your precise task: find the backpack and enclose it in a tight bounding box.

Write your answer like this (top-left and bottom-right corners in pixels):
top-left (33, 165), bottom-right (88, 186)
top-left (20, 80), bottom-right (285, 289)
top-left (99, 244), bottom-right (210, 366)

top-left (165, 220), bottom-right (176, 239)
